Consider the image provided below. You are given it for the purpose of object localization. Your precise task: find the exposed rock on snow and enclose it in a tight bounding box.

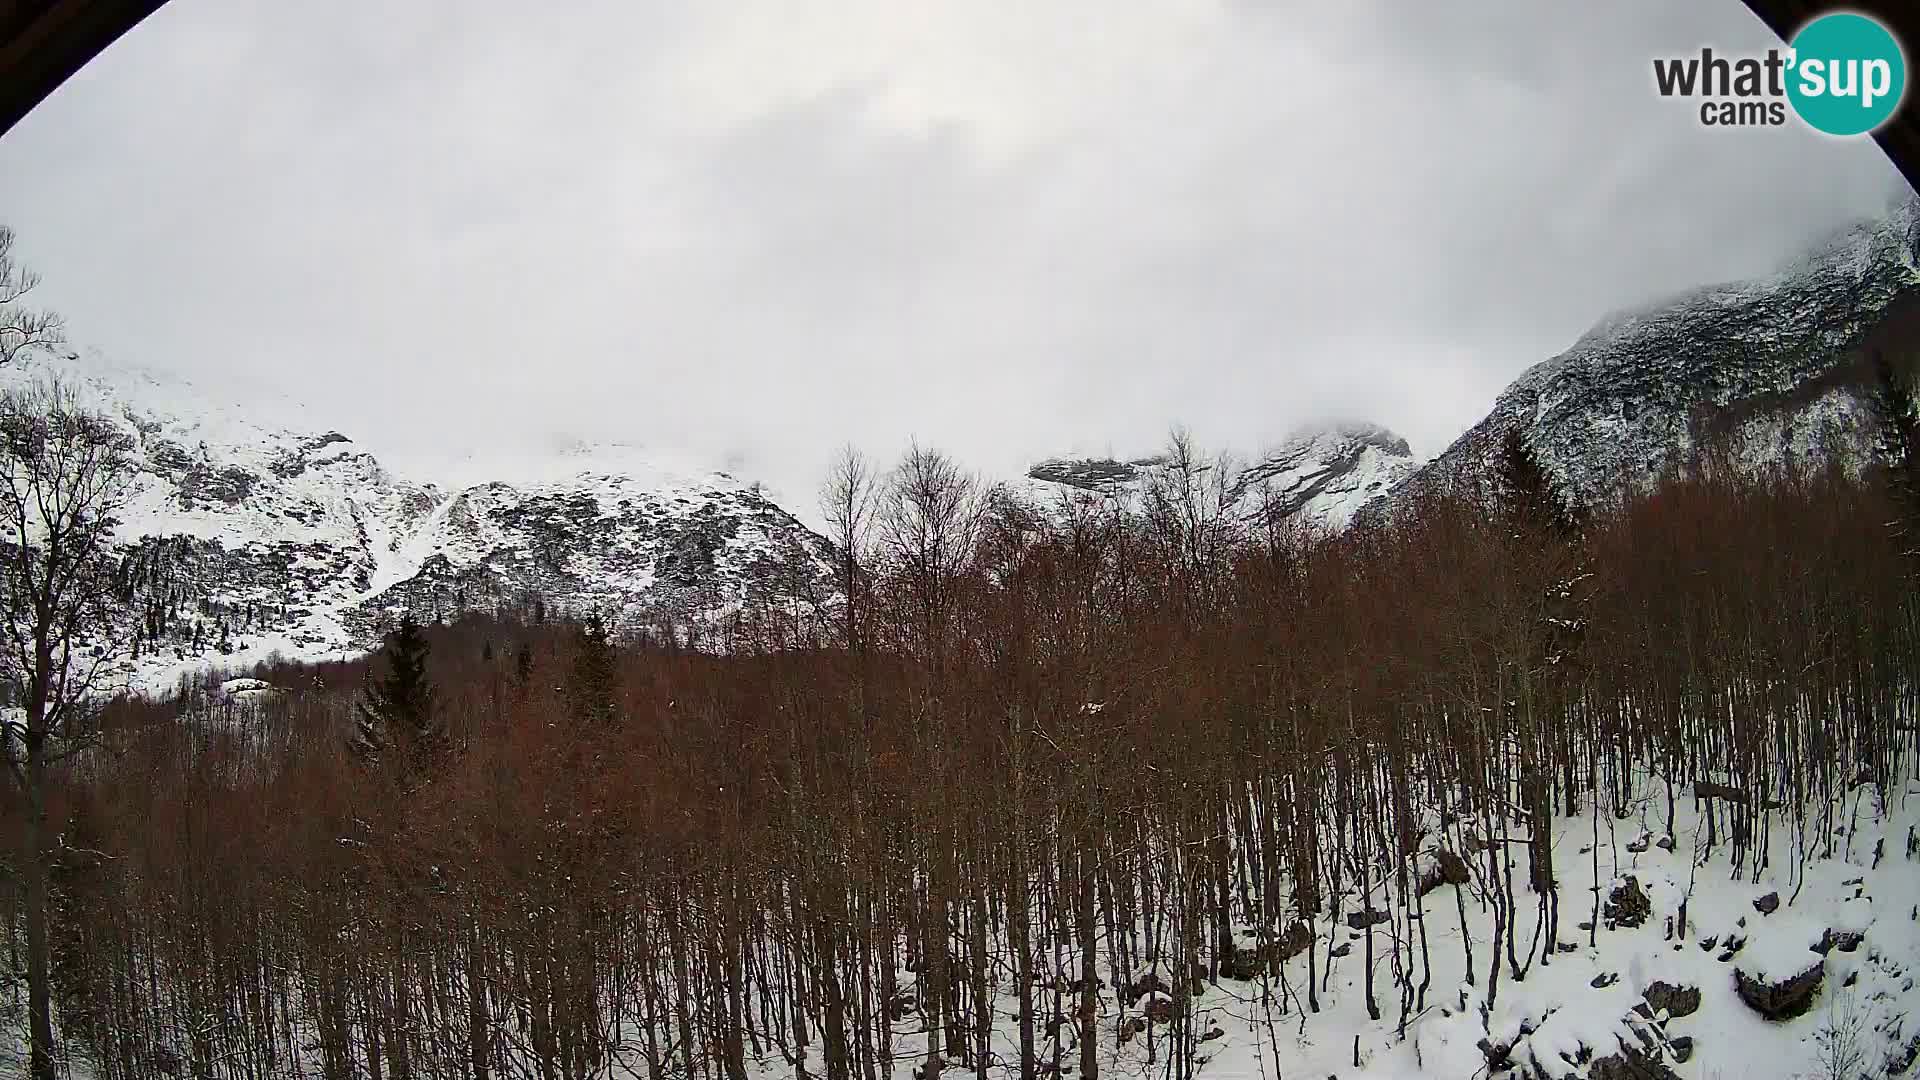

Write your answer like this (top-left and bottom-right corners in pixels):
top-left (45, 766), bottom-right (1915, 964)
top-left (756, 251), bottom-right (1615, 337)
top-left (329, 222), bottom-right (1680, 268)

top-left (1814, 927), bottom-right (1864, 955)
top-left (1586, 1042), bottom-right (1683, 1080)
top-left (1415, 848), bottom-right (1472, 896)
top-left (1733, 959), bottom-right (1825, 1021)
top-left (1419, 981), bottom-right (1687, 1080)
top-left (216, 678), bottom-right (284, 703)
top-left (1605, 876), bottom-right (1652, 929)
top-left (1585, 1038), bottom-right (1683, 1080)
top-left (1346, 907), bottom-right (1391, 930)
top-left (1640, 980), bottom-right (1700, 1020)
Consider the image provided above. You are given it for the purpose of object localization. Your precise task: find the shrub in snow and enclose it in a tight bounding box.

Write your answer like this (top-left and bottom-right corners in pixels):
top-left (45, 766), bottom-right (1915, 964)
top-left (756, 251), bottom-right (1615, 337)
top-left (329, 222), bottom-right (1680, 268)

top-left (1811, 990), bottom-right (1871, 1080)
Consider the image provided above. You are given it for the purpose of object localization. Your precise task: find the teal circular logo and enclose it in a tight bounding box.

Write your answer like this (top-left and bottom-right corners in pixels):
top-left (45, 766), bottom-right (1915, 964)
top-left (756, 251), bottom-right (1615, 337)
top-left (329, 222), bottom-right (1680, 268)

top-left (1786, 13), bottom-right (1906, 136)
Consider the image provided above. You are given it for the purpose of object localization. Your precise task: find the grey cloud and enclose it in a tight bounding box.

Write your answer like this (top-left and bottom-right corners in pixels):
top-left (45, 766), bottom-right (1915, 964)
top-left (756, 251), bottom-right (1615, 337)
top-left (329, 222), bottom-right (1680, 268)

top-left (0, 0), bottom-right (1907, 523)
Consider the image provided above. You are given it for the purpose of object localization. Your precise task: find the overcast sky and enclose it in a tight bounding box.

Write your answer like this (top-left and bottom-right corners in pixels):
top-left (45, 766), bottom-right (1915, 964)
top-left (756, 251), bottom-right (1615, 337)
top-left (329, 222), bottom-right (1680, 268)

top-left (0, 0), bottom-right (1909, 516)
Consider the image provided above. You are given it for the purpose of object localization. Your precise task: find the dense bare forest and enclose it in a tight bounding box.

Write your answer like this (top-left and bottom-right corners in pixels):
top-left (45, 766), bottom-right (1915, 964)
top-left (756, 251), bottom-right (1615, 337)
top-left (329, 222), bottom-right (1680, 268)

top-left (5, 394), bottom-right (1920, 1079)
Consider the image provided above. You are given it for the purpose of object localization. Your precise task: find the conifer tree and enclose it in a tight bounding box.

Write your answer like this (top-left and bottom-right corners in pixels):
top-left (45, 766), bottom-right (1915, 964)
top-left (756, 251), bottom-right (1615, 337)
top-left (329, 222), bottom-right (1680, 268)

top-left (1494, 426), bottom-right (1581, 538)
top-left (355, 612), bottom-right (445, 776)
top-left (566, 613), bottom-right (619, 728)
top-left (1871, 349), bottom-right (1920, 559)
top-left (514, 641), bottom-right (536, 695)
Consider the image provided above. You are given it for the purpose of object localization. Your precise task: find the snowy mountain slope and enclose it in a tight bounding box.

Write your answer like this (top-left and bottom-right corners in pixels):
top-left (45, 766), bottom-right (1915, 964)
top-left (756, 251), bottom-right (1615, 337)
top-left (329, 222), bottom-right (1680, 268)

top-left (356, 460), bottom-right (837, 642)
top-left (1230, 422), bottom-right (1417, 531)
top-left (0, 351), bottom-right (835, 691)
top-left (1021, 422), bottom-right (1417, 534)
top-left (1376, 192), bottom-right (1920, 520)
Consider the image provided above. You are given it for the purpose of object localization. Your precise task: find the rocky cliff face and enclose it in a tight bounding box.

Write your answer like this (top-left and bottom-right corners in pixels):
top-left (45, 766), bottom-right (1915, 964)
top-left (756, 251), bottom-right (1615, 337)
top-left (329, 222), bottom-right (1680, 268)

top-left (357, 465), bottom-right (837, 643)
top-left (0, 351), bottom-right (835, 692)
top-left (1378, 193), bottom-right (1920, 519)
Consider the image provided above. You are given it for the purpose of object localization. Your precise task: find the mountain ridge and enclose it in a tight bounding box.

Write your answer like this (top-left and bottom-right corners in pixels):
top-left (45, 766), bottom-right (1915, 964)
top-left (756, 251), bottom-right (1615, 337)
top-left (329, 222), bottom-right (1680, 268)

top-left (14, 191), bottom-right (1920, 689)
top-left (1020, 420), bottom-right (1419, 534)
top-left (0, 349), bottom-right (836, 692)
top-left (1362, 190), bottom-right (1920, 524)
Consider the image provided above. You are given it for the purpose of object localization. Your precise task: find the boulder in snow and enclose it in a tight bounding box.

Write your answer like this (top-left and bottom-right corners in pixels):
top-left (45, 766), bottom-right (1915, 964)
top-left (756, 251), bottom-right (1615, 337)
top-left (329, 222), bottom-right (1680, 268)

top-left (1733, 960), bottom-right (1824, 1021)
top-left (1346, 907), bottom-right (1390, 930)
top-left (1641, 981), bottom-right (1700, 1019)
top-left (1604, 876), bottom-right (1652, 929)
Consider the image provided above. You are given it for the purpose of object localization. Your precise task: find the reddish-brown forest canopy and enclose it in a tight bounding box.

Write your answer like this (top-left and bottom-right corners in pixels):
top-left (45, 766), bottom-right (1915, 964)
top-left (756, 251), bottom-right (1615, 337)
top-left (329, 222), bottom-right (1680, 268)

top-left (6, 436), bottom-right (1918, 1080)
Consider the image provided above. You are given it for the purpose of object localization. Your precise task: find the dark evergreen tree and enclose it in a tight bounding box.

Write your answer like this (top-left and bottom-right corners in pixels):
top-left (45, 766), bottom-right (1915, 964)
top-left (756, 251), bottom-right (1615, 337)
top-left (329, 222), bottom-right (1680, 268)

top-left (567, 613), bottom-right (619, 728)
top-left (1494, 426), bottom-right (1581, 538)
top-left (513, 641), bottom-right (535, 696)
top-left (355, 612), bottom-right (445, 776)
top-left (1872, 349), bottom-right (1920, 558)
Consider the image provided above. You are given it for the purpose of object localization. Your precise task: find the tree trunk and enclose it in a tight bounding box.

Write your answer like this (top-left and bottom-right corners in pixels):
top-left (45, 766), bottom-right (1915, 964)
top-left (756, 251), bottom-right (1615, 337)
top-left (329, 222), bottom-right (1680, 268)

top-left (1076, 844), bottom-right (1098, 1080)
top-left (25, 731), bottom-right (56, 1080)
top-left (466, 925), bottom-right (490, 1080)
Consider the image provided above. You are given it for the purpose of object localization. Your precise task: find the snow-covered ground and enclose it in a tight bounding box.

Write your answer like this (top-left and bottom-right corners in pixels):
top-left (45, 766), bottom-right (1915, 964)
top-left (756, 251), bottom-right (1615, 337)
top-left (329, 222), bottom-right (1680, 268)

top-left (0, 753), bottom-right (1912, 1080)
top-left (738, 774), bottom-right (1918, 1080)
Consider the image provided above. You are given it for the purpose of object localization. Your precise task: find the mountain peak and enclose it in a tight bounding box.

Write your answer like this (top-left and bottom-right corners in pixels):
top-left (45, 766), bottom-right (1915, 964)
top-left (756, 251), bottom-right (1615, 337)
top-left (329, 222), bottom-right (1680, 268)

top-left (1234, 422), bottom-right (1416, 530)
top-left (1022, 420), bottom-right (1415, 534)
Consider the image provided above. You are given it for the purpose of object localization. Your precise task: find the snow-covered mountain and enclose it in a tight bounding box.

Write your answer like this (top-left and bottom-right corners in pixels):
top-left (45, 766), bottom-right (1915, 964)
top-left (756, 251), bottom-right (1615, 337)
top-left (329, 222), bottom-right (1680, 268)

top-left (0, 350), bottom-right (836, 692)
top-left (1375, 192), bottom-right (1920, 520)
top-left (1021, 421), bottom-right (1417, 534)
top-left (1229, 422), bottom-right (1417, 530)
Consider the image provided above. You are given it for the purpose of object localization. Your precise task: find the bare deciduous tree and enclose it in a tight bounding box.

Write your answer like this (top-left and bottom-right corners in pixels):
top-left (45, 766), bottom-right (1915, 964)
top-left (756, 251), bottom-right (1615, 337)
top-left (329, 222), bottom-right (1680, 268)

top-left (821, 444), bottom-right (878, 651)
top-left (0, 375), bottom-right (137, 1080)
top-left (0, 228), bottom-right (65, 367)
